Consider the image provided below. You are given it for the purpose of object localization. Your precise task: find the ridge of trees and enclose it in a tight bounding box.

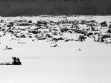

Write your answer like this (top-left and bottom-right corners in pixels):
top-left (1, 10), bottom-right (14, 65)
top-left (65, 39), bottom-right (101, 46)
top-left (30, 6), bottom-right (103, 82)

top-left (0, 0), bottom-right (96, 1)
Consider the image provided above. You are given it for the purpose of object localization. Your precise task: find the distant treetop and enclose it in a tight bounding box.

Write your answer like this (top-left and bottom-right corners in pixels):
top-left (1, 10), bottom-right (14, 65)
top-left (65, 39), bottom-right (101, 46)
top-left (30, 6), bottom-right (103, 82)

top-left (0, 0), bottom-right (108, 1)
top-left (0, 0), bottom-right (99, 1)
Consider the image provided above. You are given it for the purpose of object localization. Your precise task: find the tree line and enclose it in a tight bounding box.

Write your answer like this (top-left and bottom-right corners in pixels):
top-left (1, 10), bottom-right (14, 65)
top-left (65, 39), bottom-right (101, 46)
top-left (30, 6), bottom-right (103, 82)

top-left (0, 0), bottom-right (95, 1)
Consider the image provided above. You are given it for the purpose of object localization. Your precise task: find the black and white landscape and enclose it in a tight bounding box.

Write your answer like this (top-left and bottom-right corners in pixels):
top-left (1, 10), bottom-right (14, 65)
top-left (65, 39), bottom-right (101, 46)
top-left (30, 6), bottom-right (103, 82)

top-left (1, 15), bottom-right (111, 83)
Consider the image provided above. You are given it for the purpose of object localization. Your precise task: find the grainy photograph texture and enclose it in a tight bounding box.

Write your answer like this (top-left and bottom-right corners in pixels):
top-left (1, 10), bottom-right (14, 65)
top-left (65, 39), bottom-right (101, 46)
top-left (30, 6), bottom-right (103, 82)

top-left (0, 0), bottom-right (111, 83)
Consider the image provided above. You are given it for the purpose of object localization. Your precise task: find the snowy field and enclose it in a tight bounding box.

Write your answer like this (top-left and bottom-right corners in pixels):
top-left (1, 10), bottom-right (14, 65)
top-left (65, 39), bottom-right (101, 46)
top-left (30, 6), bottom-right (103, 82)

top-left (0, 39), bottom-right (111, 83)
top-left (0, 16), bottom-right (111, 83)
top-left (1, 57), bottom-right (111, 83)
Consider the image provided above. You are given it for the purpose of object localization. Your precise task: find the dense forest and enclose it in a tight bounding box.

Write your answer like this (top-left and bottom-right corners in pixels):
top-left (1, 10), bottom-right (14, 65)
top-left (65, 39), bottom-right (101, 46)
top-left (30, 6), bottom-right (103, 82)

top-left (0, 0), bottom-right (109, 1)
top-left (0, 0), bottom-right (97, 1)
top-left (0, 1), bottom-right (110, 16)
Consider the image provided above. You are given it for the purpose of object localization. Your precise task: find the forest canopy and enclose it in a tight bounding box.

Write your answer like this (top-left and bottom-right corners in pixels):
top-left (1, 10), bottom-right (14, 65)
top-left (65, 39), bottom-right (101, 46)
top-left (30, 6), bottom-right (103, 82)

top-left (0, 0), bottom-right (99, 1)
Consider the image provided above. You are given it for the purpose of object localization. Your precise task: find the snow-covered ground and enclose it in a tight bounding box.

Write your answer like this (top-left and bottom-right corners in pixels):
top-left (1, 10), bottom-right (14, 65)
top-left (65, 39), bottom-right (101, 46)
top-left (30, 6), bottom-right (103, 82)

top-left (1, 56), bottom-right (111, 83)
top-left (0, 37), bottom-right (111, 83)
top-left (0, 15), bottom-right (111, 83)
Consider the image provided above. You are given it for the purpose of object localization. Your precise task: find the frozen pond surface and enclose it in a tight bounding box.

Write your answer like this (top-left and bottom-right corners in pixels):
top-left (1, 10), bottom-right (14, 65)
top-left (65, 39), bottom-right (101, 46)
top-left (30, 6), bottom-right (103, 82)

top-left (0, 40), bottom-right (111, 83)
top-left (0, 57), bottom-right (111, 83)
top-left (0, 38), bottom-right (111, 83)
top-left (0, 56), bottom-right (111, 83)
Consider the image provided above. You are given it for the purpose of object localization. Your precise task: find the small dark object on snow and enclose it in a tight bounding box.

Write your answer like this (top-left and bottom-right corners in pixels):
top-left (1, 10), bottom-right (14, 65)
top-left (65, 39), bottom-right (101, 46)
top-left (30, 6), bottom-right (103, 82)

top-left (4, 46), bottom-right (13, 50)
top-left (0, 57), bottom-right (22, 65)
top-left (12, 57), bottom-right (22, 65)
